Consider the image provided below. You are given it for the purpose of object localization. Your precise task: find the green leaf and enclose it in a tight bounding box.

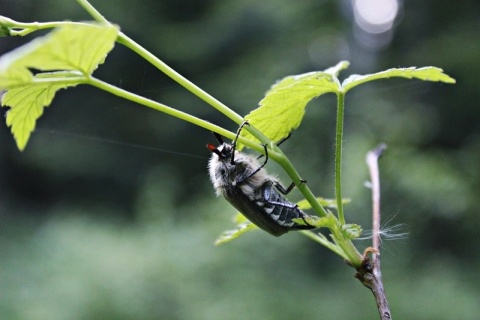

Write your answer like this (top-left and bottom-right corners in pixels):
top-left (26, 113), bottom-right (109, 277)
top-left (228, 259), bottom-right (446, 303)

top-left (297, 197), bottom-right (351, 210)
top-left (0, 23), bottom-right (118, 150)
top-left (215, 212), bottom-right (259, 245)
top-left (241, 67), bottom-right (341, 145)
top-left (342, 66), bottom-right (456, 93)
top-left (2, 72), bottom-right (85, 150)
top-left (0, 67), bottom-right (32, 88)
top-left (0, 23), bottom-right (118, 88)
top-left (232, 212), bottom-right (249, 224)
top-left (215, 220), bottom-right (257, 246)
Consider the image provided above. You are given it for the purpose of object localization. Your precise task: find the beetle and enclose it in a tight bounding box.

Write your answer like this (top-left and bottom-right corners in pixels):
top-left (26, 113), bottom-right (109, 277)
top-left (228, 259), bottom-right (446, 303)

top-left (207, 123), bottom-right (315, 236)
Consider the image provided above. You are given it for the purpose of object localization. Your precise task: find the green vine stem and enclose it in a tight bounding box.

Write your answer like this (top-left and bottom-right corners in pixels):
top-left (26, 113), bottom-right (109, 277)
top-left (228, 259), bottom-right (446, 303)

top-left (300, 230), bottom-right (349, 260)
top-left (274, 149), bottom-right (329, 218)
top-left (87, 76), bottom-right (256, 149)
top-left (76, 0), bottom-right (109, 24)
top-left (77, 0), bottom-right (245, 127)
top-left (335, 91), bottom-right (346, 225)
top-left (335, 236), bottom-right (363, 267)
top-left (0, 18), bottom-right (93, 37)
top-left (117, 34), bottom-right (244, 126)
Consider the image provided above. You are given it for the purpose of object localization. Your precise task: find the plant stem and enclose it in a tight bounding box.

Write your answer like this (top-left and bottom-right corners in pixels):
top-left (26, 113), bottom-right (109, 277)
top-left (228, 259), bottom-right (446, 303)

top-left (276, 150), bottom-right (329, 218)
top-left (116, 32), bottom-right (274, 154)
top-left (300, 231), bottom-right (348, 260)
top-left (367, 144), bottom-right (387, 253)
top-left (76, 0), bottom-right (109, 24)
top-left (77, 0), bottom-right (244, 125)
top-left (335, 92), bottom-right (346, 224)
top-left (5, 20), bottom-right (93, 37)
top-left (87, 77), bottom-right (263, 151)
top-left (117, 33), bottom-right (244, 125)
top-left (336, 238), bottom-right (363, 267)
top-left (356, 144), bottom-right (391, 320)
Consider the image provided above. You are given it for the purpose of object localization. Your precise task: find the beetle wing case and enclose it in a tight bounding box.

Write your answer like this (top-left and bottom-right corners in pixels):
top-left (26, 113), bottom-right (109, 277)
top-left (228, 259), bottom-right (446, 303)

top-left (223, 184), bottom-right (290, 236)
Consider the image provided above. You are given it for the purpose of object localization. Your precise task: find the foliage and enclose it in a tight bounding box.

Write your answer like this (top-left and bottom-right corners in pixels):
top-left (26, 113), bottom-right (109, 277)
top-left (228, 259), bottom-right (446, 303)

top-left (241, 62), bottom-right (455, 147)
top-left (2, 0), bottom-right (468, 318)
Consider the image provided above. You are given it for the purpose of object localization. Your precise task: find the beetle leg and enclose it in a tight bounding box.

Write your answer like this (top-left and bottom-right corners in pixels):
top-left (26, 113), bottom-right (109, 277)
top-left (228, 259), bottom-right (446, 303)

top-left (237, 143), bottom-right (269, 185)
top-left (275, 133), bottom-right (292, 147)
top-left (274, 179), bottom-right (307, 195)
top-left (256, 133), bottom-right (293, 160)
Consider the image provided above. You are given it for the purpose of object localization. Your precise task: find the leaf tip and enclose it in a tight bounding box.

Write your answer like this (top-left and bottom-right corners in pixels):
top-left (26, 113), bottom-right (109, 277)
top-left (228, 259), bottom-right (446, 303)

top-left (10, 124), bottom-right (31, 151)
top-left (16, 138), bottom-right (28, 151)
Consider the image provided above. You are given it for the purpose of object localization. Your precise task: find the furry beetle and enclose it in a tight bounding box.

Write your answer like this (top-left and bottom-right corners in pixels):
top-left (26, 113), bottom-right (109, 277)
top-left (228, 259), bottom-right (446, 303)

top-left (207, 123), bottom-right (315, 236)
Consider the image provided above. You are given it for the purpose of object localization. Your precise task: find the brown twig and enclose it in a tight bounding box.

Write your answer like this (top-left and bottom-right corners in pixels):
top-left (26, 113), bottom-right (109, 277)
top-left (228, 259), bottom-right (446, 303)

top-left (355, 143), bottom-right (392, 320)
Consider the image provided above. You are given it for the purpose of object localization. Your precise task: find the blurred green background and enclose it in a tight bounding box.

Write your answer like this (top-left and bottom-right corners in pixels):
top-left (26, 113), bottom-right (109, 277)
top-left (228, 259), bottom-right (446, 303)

top-left (1, 0), bottom-right (479, 319)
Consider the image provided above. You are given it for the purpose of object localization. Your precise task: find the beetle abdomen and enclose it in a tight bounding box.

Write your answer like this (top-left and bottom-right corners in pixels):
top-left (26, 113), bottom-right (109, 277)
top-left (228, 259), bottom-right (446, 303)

top-left (223, 180), bottom-right (314, 236)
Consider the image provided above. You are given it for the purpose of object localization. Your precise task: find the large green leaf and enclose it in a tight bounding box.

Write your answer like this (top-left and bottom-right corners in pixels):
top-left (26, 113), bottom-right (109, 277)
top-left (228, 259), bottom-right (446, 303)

top-left (2, 72), bottom-right (86, 150)
top-left (240, 62), bottom-right (455, 147)
top-left (0, 23), bottom-right (118, 150)
top-left (342, 66), bottom-right (456, 93)
top-left (241, 67), bottom-right (341, 145)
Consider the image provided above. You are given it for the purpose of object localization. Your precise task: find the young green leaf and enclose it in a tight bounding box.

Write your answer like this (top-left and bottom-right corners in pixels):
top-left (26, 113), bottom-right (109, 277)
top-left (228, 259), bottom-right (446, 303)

top-left (342, 66), bottom-right (456, 93)
top-left (2, 72), bottom-right (86, 150)
top-left (215, 221), bottom-right (257, 246)
top-left (214, 212), bottom-right (259, 245)
top-left (232, 212), bottom-right (250, 224)
top-left (241, 69), bottom-right (341, 145)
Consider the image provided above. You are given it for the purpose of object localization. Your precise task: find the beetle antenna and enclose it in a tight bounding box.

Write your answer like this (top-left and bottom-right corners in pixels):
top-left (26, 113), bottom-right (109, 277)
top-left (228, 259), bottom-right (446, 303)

top-left (212, 132), bottom-right (224, 144)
